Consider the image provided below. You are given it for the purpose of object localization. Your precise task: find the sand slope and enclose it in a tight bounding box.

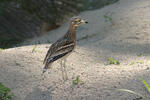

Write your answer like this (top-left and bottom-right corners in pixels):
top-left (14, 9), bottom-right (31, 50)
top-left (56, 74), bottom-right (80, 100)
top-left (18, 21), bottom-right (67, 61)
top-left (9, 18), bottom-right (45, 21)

top-left (1, 0), bottom-right (150, 100)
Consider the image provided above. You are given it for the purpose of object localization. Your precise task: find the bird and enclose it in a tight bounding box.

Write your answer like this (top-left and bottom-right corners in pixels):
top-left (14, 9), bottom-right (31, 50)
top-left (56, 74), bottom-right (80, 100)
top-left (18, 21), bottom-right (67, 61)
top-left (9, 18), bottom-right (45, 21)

top-left (43, 16), bottom-right (88, 80)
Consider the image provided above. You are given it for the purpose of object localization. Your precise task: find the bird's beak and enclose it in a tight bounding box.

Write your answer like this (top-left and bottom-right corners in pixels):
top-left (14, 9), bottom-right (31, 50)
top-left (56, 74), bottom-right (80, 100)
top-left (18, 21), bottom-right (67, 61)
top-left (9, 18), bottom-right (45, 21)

top-left (81, 19), bottom-right (88, 24)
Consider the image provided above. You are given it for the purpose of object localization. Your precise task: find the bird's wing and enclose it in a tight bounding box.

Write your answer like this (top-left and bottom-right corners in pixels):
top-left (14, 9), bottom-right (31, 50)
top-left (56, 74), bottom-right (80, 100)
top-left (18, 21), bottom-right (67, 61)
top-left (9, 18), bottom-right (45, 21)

top-left (43, 44), bottom-right (53, 64)
top-left (43, 39), bottom-right (75, 64)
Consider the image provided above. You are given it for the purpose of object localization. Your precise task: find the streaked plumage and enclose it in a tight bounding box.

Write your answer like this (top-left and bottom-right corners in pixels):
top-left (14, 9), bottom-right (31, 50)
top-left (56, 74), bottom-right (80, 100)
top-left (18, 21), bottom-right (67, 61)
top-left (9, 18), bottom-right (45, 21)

top-left (43, 17), bottom-right (88, 74)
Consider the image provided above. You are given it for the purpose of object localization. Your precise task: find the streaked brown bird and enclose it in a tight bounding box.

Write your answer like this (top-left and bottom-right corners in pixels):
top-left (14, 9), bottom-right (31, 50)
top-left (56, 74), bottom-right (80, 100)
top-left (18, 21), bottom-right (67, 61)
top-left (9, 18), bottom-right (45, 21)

top-left (43, 17), bottom-right (88, 80)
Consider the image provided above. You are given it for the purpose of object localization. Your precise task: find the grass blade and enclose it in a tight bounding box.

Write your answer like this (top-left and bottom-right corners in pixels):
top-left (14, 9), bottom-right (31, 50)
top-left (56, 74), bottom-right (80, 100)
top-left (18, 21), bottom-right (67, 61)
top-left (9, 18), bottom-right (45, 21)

top-left (141, 79), bottom-right (150, 93)
top-left (118, 89), bottom-right (144, 98)
top-left (32, 45), bottom-right (37, 53)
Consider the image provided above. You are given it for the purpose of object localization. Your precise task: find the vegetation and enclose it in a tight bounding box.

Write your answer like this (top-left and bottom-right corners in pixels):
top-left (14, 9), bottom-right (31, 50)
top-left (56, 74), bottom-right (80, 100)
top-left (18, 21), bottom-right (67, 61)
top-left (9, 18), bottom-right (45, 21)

top-left (32, 44), bottom-right (38, 53)
top-left (104, 12), bottom-right (114, 25)
top-left (142, 79), bottom-right (150, 93)
top-left (0, 82), bottom-right (15, 100)
top-left (0, 0), bottom-right (119, 49)
top-left (108, 57), bottom-right (120, 65)
top-left (118, 79), bottom-right (150, 100)
top-left (0, 0), bottom-right (82, 49)
top-left (129, 60), bottom-right (150, 65)
top-left (73, 76), bottom-right (81, 85)
top-left (0, 48), bottom-right (3, 51)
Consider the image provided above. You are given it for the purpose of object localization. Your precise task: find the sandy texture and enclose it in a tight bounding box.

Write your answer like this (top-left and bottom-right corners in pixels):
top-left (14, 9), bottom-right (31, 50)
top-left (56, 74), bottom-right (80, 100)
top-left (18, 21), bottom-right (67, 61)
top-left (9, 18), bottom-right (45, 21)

top-left (1, 0), bottom-right (150, 100)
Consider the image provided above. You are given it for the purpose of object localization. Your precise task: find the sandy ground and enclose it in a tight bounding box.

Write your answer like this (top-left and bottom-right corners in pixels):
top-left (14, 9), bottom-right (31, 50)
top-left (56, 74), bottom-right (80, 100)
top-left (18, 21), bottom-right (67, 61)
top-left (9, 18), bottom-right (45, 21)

top-left (1, 0), bottom-right (150, 100)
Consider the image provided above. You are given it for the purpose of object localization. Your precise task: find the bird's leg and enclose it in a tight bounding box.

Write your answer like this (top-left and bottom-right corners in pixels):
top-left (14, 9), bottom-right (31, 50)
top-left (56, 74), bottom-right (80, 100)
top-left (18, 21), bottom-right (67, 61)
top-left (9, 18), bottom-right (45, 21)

top-left (63, 58), bottom-right (68, 80)
top-left (61, 60), bottom-right (65, 81)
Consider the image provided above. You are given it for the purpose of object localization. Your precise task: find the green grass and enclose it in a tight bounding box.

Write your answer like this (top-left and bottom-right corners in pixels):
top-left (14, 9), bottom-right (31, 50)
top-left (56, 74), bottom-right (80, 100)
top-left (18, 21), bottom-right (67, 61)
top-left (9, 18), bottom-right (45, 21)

top-left (104, 12), bottom-right (114, 24)
top-left (32, 44), bottom-right (38, 53)
top-left (118, 79), bottom-right (150, 100)
top-left (130, 62), bottom-right (135, 65)
top-left (0, 83), bottom-right (15, 100)
top-left (129, 60), bottom-right (146, 65)
top-left (141, 79), bottom-right (150, 93)
top-left (137, 60), bottom-right (143, 64)
top-left (73, 76), bottom-right (81, 85)
top-left (0, 48), bottom-right (3, 52)
top-left (108, 57), bottom-right (120, 65)
top-left (104, 15), bottom-right (112, 22)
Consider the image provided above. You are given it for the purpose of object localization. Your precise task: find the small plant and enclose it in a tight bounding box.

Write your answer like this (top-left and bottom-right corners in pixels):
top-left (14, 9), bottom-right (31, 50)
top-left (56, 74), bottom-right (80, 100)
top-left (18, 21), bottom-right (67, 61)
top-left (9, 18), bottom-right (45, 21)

top-left (73, 76), bottom-right (80, 85)
top-left (130, 62), bottom-right (135, 65)
top-left (0, 82), bottom-right (15, 100)
top-left (141, 79), bottom-right (150, 93)
top-left (104, 12), bottom-right (114, 24)
top-left (118, 79), bottom-right (150, 100)
top-left (145, 61), bottom-right (149, 65)
top-left (0, 48), bottom-right (3, 52)
top-left (118, 89), bottom-right (144, 100)
top-left (104, 15), bottom-right (112, 22)
top-left (130, 60), bottom-right (148, 66)
top-left (137, 60), bottom-right (143, 64)
top-left (32, 45), bottom-right (38, 53)
top-left (108, 57), bottom-right (120, 65)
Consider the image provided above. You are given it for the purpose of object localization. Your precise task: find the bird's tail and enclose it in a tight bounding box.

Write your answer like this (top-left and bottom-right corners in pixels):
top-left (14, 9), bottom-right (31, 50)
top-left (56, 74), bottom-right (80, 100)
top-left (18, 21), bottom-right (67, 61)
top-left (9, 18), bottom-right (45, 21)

top-left (43, 58), bottom-right (53, 73)
top-left (43, 63), bottom-right (50, 73)
top-left (43, 66), bottom-right (47, 73)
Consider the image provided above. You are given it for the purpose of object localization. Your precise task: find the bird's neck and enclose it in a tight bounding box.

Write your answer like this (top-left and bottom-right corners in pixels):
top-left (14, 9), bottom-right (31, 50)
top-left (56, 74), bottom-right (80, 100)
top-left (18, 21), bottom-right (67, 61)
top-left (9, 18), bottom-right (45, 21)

top-left (66, 24), bottom-right (77, 40)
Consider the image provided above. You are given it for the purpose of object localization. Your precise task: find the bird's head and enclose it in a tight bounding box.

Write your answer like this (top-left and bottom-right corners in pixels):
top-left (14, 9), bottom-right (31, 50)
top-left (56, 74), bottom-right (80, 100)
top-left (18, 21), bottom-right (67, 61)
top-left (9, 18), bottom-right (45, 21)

top-left (70, 17), bottom-right (88, 28)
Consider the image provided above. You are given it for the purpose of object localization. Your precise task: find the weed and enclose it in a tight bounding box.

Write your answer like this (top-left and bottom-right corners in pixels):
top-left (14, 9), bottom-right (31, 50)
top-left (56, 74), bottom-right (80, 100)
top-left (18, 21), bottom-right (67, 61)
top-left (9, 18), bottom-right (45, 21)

top-left (0, 82), bottom-right (15, 100)
top-left (104, 15), bottom-right (112, 22)
top-left (104, 12), bottom-right (114, 24)
top-left (118, 79), bottom-right (150, 100)
top-left (130, 60), bottom-right (148, 66)
top-left (137, 60), bottom-right (143, 64)
top-left (108, 57), bottom-right (120, 65)
top-left (73, 76), bottom-right (80, 85)
top-left (130, 62), bottom-right (135, 65)
top-left (0, 48), bottom-right (3, 52)
top-left (118, 89), bottom-right (144, 100)
top-left (32, 44), bottom-right (38, 53)
top-left (145, 61), bottom-right (149, 65)
top-left (141, 79), bottom-right (150, 93)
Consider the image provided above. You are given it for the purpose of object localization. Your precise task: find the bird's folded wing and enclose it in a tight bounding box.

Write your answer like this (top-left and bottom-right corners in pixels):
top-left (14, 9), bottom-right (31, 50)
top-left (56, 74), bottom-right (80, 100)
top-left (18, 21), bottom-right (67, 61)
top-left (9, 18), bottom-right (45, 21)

top-left (43, 45), bottom-right (52, 64)
top-left (43, 40), bottom-right (75, 64)
top-left (51, 42), bottom-right (75, 58)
